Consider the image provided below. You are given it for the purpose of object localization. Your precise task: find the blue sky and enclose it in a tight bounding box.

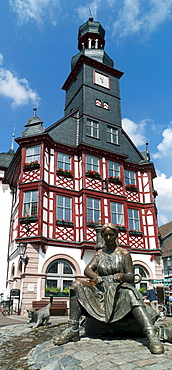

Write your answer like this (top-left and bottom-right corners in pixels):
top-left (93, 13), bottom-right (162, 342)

top-left (1, 0), bottom-right (172, 226)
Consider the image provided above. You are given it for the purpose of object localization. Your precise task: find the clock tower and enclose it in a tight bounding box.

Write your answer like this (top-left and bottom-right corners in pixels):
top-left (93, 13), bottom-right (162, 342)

top-left (62, 17), bottom-right (123, 152)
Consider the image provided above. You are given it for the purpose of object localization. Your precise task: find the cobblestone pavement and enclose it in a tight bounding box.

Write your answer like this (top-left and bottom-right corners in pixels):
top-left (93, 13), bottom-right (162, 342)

top-left (0, 316), bottom-right (172, 370)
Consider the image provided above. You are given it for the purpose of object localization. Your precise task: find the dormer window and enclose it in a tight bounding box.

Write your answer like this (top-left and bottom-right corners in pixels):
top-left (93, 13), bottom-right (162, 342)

top-left (26, 145), bottom-right (40, 163)
top-left (87, 119), bottom-right (99, 139)
top-left (107, 126), bottom-right (118, 144)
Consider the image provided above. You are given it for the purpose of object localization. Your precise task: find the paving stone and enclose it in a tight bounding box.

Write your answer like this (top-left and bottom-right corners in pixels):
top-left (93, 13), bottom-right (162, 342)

top-left (79, 357), bottom-right (97, 368)
top-left (58, 355), bottom-right (80, 367)
top-left (119, 363), bottom-right (137, 370)
top-left (133, 359), bottom-right (157, 367)
top-left (73, 349), bottom-right (97, 361)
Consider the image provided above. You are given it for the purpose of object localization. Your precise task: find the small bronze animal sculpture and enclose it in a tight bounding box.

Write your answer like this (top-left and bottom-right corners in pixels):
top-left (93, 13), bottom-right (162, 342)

top-left (27, 295), bottom-right (53, 328)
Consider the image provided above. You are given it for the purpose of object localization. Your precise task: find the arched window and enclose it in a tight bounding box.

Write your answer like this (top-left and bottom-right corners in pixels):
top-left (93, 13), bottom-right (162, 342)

top-left (45, 259), bottom-right (75, 291)
top-left (134, 264), bottom-right (149, 291)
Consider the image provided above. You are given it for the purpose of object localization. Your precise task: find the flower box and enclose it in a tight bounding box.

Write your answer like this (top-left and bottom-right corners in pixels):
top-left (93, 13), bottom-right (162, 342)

top-left (153, 190), bottom-right (158, 198)
top-left (45, 292), bottom-right (69, 297)
top-left (56, 220), bottom-right (73, 227)
top-left (20, 216), bottom-right (38, 224)
top-left (56, 168), bottom-right (73, 177)
top-left (86, 170), bottom-right (101, 179)
top-left (87, 221), bottom-right (98, 227)
top-left (115, 225), bottom-right (126, 232)
top-left (129, 230), bottom-right (142, 236)
top-left (108, 176), bottom-right (122, 185)
top-left (126, 184), bottom-right (138, 192)
top-left (23, 161), bottom-right (40, 171)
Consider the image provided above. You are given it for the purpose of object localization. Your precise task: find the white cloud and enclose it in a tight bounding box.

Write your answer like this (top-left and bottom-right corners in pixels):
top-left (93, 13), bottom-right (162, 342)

top-left (112, 0), bottom-right (142, 39)
top-left (112, 0), bottom-right (172, 41)
top-left (0, 54), bottom-right (4, 66)
top-left (122, 117), bottom-right (147, 146)
top-left (153, 122), bottom-right (172, 159)
top-left (153, 172), bottom-right (172, 224)
top-left (9, 0), bottom-right (61, 26)
top-left (76, 0), bottom-right (101, 21)
top-left (0, 53), bottom-right (40, 107)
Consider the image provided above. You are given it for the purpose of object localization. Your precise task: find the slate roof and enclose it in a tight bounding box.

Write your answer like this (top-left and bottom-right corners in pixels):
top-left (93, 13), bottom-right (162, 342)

top-left (159, 222), bottom-right (172, 257)
top-left (0, 149), bottom-right (14, 170)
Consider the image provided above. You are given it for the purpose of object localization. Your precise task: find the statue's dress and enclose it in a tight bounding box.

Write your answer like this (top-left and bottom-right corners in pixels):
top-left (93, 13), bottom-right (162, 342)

top-left (72, 247), bottom-right (157, 324)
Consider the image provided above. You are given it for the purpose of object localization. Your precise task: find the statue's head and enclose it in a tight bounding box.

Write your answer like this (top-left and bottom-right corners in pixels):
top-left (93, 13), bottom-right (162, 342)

top-left (101, 223), bottom-right (118, 238)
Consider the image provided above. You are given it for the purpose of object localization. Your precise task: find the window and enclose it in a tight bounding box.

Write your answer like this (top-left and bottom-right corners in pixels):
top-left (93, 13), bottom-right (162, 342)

top-left (23, 190), bottom-right (38, 217)
top-left (26, 145), bottom-right (40, 163)
top-left (57, 153), bottom-right (71, 171)
top-left (57, 195), bottom-right (71, 221)
top-left (125, 170), bottom-right (135, 185)
top-left (103, 102), bottom-right (109, 110)
top-left (87, 119), bottom-right (99, 139)
top-left (95, 99), bottom-right (102, 107)
top-left (128, 208), bottom-right (140, 231)
top-left (87, 198), bottom-right (100, 222)
top-left (46, 259), bottom-right (75, 291)
top-left (107, 126), bottom-right (118, 144)
top-left (111, 202), bottom-right (124, 225)
top-left (86, 155), bottom-right (99, 172)
top-left (108, 161), bottom-right (120, 178)
top-left (134, 265), bottom-right (148, 290)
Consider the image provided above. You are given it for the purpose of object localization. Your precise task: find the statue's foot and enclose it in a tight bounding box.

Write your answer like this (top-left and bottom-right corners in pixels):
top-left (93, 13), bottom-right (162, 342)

top-left (53, 327), bottom-right (79, 346)
top-left (146, 333), bottom-right (164, 354)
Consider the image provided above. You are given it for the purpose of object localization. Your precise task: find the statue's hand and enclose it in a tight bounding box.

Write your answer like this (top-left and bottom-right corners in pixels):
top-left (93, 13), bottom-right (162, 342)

top-left (113, 273), bottom-right (124, 283)
top-left (94, 276), bottom-right (103, 285)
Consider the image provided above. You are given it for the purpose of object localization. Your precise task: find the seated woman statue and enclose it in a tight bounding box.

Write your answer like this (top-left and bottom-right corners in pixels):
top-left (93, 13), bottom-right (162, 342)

top-left (53, 223), bottom-right (164, 354)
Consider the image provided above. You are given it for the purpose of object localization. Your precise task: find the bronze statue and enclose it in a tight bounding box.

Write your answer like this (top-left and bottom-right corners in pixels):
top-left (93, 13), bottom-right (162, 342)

top-left (53, 223), bottom-right (164, 354)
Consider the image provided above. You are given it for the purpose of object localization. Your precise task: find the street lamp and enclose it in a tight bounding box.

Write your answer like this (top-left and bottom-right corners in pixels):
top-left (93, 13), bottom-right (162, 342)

top-left (17, 242), bottom-right (28, 265)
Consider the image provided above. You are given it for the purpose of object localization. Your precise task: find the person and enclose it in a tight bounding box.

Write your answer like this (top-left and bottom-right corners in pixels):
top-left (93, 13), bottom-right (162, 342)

top-left (146, 284), bottom-right (159, 313)
top-left (53, 223), bottom-right (164, 354)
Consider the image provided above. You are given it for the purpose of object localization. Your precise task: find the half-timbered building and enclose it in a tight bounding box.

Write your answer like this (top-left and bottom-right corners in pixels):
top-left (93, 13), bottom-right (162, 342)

top-left (4, 18), bottom-right (163, 313)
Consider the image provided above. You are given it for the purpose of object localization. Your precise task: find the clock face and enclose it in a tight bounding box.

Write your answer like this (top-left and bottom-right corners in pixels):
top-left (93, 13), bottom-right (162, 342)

top-left (94, 71), bottom-right (110, 89)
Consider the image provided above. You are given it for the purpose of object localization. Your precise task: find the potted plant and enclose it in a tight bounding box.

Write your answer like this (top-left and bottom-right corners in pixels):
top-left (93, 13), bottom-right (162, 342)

top-left (23, 160), bottom-right (40, 170)
top-left (86, 170), bottom-right (101, 179)
top-left (56, 168), bottom-right (73, 177)
top-left (129, 229), bottom-right (142, 236)
top-left (108, 176), bottom-right (122, 184)
top-left (87, 220), bottom-right (98, 227)
top-left (115, 224), bottom-right (126, 232)
top-left (62, 288), bottom-right (70, 296)
top-left (56, 219), bottom-right (73, 226)
top-left (138, 287), bottom-right (147, 296)
top-left (45, 287), bottom-right (61, 297)
top-left (153, 190), bottom-right (158, 198)
top-left (19, 214), bottom-right (38, 223)
top-left (126, 183), bottom-right (138, 191)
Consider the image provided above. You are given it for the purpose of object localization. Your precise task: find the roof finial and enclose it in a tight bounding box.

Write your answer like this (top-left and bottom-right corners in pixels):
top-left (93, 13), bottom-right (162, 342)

top-left (33, 106), bottom-right (37, 117)
top-left (11, 124), bottom-right (15, 152)
top-left (146, 142), bottom-right (150, 161)
top-left (89, 8), bottom-right (93, 21)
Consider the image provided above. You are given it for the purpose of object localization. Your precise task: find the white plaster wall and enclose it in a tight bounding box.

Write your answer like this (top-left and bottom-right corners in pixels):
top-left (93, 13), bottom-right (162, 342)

top-left (131, 253), bottom-right (156, 278)
top-left (0, 182), bottom-right (12, 298)
top-left (38, 245), bottom-right (87, 276)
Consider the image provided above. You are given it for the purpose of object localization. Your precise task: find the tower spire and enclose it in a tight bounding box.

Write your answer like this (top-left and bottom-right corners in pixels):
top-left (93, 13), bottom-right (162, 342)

top-left (11, 124), bottom-right (15, 152)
